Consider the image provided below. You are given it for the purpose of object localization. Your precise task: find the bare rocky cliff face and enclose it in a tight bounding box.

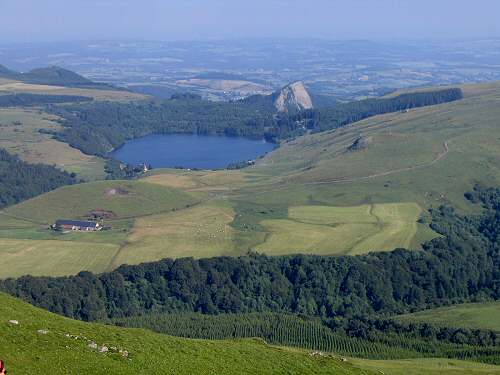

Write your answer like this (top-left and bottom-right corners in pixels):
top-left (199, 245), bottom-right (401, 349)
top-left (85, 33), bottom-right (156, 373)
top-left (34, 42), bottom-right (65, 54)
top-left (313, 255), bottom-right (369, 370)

top-left (274, 81), bottom-right (313, 113)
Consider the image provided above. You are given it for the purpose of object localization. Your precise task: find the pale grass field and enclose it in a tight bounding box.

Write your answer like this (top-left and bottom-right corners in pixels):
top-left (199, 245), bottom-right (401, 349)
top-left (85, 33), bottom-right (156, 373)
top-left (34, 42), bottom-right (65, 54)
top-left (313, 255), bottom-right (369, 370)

top-left (143, 168), bottom-right (251, 193)
top-left (0, 81), bottom-right (147, 101)
top-left (0, 238), bottom-right (120, 278)
top-left (256, 203), bottom-right (422, 256)
top-left (110, 202), bottom-right (240, 268)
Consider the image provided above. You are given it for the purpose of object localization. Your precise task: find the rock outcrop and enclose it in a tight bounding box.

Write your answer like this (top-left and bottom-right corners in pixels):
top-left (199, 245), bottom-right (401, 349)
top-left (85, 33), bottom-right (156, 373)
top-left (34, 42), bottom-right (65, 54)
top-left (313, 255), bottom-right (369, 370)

top-left (274, 81), bottom-right (313, 113)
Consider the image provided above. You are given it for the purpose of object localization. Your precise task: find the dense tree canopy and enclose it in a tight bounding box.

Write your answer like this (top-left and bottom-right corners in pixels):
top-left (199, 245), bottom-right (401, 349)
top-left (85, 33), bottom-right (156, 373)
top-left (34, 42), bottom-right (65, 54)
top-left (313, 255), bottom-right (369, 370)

top-left (0, 148), bottom-right (79, 208)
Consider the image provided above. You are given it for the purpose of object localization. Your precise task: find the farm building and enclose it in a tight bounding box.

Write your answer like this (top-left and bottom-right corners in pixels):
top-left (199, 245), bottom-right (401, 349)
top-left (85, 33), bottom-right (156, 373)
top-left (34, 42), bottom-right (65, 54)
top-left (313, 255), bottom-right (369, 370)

top-left (53, 219), bottom-right (101, 232)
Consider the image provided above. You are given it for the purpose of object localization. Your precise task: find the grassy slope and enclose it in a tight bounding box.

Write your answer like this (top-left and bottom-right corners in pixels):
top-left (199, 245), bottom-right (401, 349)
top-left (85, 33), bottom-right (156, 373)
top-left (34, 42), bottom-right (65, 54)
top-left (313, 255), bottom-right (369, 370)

top-left (395, 302), bottom-right (500, 332)
top-left (0, 293), bottom-right (371, 375)
top-left (248, 82), bottom-right (500, 212)
top-left (0, 108), bottom-right (106, 179)
top-left (2, 180), bottom-right (197, 224)
top-left (1, 293), bottom-right (498, 375)
top-left (0, 180), bottom-right (198, 278)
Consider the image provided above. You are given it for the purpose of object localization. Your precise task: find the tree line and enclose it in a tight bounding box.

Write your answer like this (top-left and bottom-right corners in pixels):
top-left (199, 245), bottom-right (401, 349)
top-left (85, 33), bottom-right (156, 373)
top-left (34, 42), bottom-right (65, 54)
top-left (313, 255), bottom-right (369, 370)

top-left (0, 148), bottom-right (79, 208)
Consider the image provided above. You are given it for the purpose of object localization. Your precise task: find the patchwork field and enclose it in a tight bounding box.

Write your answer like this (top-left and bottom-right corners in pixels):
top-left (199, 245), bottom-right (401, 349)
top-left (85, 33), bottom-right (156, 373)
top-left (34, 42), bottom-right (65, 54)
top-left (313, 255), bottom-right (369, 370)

top-left (0, 80), bottom-right (147, 101)
top-left (0, 108), bottom-right (106, 179)
top-left (0, 180), bottom-right (199, 278)
top-left (0, 238), bottom-right (120, 278)
top-left (2, 81), bottom-right (500, 278)
top-left (109, 202), bottom-right (240, 268)
top-left (395, 302), bottom-right (500, 332)
top-left (255, 203), bottom-right (428, 256)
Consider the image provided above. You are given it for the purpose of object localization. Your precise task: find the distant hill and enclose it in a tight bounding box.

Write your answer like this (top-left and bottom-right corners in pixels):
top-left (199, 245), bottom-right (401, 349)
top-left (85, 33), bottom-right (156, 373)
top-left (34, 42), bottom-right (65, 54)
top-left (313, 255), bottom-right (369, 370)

top-left (22, 66), bottom-right (94, 86)
top-left (0, 64), bottom-right (110, 88)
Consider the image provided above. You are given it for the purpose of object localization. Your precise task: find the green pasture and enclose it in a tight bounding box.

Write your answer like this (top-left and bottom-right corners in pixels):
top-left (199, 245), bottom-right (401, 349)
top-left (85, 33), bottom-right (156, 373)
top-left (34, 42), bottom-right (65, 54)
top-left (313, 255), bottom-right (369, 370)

top-left (255, 203), bottom-right (426, 256)
top-left (2, 180), bottom-right (198, 225)
top-left (395, 302), bottom-right (500, 332)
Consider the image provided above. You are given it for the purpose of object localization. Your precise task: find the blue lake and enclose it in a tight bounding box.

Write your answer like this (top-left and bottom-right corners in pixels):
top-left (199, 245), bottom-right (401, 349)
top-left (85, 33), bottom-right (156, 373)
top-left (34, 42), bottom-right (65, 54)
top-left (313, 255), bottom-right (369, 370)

top-left (110, 134), bottom-right (276, 169)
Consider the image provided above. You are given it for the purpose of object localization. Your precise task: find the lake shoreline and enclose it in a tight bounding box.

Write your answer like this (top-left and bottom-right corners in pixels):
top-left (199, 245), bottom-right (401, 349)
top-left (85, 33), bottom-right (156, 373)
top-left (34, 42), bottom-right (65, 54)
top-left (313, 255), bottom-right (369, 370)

top-left (110, 133), bottom-right (276, 170)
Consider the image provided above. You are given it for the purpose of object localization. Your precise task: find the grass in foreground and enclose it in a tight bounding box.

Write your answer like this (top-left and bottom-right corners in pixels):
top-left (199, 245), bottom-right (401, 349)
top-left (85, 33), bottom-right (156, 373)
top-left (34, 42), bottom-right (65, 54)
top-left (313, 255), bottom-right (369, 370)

top-left (395, 302), bottom-right (500, 332)
top-left (0, 293), bottom-right (371, 375)
top-left (1, 293), bottom-right (498, 374)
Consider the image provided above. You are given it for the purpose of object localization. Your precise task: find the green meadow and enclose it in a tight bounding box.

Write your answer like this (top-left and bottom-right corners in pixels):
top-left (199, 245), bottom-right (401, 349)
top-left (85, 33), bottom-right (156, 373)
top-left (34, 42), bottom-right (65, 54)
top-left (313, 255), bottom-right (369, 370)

top-left (395, 302), bottom-right (500, 332)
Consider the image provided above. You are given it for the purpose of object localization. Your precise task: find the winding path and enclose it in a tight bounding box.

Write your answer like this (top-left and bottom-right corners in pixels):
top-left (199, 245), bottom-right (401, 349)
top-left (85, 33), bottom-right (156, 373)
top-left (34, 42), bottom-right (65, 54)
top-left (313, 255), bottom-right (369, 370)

top-left (234, 141), bottom-right (451, 199)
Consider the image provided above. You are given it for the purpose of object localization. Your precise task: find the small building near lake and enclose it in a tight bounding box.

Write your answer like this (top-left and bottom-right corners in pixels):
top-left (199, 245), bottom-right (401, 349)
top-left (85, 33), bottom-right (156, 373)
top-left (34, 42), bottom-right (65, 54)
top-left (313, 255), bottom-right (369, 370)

top-left (53, 219), bottom-right (101, 232)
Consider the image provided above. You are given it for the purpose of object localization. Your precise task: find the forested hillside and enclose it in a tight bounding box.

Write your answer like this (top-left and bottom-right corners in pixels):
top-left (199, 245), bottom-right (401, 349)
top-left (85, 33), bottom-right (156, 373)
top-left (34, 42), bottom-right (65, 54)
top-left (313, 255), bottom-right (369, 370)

top-left (2, 185), bottom-right (498, 322)
top-left (50, 99), bottom-right (275, 155)
top-left (48, 88), bottom-right (462, 156)
top-left (0, 148), bottom-right (79, 208)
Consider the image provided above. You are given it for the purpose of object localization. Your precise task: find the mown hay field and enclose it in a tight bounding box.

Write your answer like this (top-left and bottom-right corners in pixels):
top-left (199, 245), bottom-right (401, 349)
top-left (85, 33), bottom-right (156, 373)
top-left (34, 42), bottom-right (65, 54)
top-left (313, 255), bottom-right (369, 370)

top-left (255, 203), bottom-right (426, 256)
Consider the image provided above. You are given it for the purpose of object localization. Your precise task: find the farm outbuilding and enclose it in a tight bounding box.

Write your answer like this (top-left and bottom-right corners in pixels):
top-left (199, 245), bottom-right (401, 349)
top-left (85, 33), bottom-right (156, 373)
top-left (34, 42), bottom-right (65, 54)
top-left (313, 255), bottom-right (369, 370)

top-left (54, 219), bottom-right (101, 232)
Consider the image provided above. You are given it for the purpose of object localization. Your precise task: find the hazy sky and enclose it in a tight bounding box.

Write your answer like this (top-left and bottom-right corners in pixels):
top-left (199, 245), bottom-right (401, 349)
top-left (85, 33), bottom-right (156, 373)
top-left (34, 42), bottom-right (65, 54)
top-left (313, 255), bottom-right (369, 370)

top-left (1, 0), bottom-right (499, 43)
